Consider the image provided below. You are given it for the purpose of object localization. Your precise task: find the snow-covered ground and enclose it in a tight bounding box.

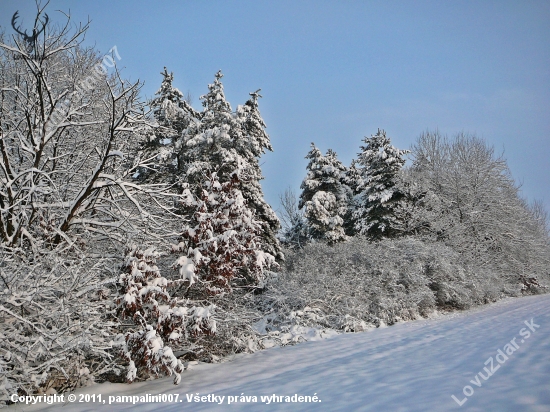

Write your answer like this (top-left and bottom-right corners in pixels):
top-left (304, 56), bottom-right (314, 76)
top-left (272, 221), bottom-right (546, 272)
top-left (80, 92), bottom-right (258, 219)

top-left (8, 294), bottom-right (550, 412)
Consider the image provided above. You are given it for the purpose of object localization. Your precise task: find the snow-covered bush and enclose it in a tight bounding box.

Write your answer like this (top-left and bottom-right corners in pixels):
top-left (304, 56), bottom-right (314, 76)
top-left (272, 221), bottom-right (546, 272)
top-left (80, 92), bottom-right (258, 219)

top-left (259, 237), bottom-right (547, 335)
top-left (0, 246), bottom-right (121, 399)
top-left (262, 239), bottom-right (437, 330)
top-left (117, 251), bottom-right (266, 366)
top-left (118, 247), bottom-right (186, 384)
top-left (116, 245), bottom-right (276, 374)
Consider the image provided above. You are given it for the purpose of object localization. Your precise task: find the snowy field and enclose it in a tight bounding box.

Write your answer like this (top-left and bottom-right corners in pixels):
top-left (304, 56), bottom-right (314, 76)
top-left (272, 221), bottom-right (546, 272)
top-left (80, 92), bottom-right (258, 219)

top-left (8, 294), bottom-right (550, 412)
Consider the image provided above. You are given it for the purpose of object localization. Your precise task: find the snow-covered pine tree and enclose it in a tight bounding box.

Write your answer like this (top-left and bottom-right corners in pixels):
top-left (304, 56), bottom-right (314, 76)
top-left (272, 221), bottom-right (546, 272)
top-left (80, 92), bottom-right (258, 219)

top-left (353, 129), bottom-right (410, 239)
top-left (181, 70), bottom-right (236, 185)
top-left (298, 144), bottom-right (348, 244)
top-left (139, 68), bottom-right (200, 182)
top-left (342, 159), bottom-right (363, 236)
top-left (119, 247), bottom-right (186, 384)
top-left (181, 72), bottom-right (283, 260)
top-left (118, 247), bottom-right (217, 384)
top-left (172, 171), bottom-right (278, 295)
top-left (235, 90), bottom-right (283, 260)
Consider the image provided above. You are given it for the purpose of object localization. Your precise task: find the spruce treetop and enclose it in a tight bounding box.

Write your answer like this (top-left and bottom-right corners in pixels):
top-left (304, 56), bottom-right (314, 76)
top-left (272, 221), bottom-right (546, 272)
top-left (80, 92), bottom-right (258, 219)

top-left (353, 129), bottom-right (410, 238)
top-left (201, 70), bottom-right (232, 113)
top-left (150, 67), bottom-right (199, 126)
top-left (153, 67), bottom-right (184, 104)
top-left (299, 143), bottom-right (348, 244)
top-left (236, 89), bottom-right (274, 158)
top-left (356, 129), bottom-right (409, 192)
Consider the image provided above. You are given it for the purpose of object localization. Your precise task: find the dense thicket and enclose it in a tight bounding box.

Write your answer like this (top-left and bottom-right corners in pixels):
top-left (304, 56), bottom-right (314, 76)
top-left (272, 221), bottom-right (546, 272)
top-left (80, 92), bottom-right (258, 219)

top-left (0, 11), bottom-right (152, 396)
top-left (261, 237), bottom-right (550, 335)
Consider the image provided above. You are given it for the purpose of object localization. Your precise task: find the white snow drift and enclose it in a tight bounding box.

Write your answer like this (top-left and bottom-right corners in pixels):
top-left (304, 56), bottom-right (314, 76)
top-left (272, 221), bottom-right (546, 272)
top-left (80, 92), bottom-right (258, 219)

top-left (9, 294), bottom-right (549, 412)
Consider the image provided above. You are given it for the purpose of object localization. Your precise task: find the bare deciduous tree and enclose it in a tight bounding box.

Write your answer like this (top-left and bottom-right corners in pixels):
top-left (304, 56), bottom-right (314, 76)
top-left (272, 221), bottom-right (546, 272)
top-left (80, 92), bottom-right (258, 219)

top-left (0, 4), bottom-right (182, 397)
top-left (410, 131), bottom-right (550, 276)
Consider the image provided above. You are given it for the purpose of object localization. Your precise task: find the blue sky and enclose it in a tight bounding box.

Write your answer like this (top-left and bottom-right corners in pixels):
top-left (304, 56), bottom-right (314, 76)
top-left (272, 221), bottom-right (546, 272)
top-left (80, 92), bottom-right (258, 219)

top-left (1, 0), bottom-right (549, 215)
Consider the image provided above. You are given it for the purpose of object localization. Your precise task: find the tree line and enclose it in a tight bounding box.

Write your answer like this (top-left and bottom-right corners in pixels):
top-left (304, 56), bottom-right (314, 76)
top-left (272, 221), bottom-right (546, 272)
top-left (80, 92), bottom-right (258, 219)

top-left (281, 130), bottom-right (549, 277)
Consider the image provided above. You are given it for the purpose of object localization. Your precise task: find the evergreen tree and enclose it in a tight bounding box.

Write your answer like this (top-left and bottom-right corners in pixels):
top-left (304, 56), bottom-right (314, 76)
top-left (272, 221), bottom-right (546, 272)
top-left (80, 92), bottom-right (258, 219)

top-left (139, 67), bottom-right (199, 182)
top-left (172, 171), bottom-right (277, 295)
top-left (298, 143), bottom-right (348, 244)
top-left (181, 70), bottom-right (236, 184)
top-left (342, 159), bottom-right (362, 236)
top-left (235, 90), bottom-right (283, 260)
top-left (353, 129), bottom-right (410, 239)
top-left (181, 72), bottom-right (283, 260)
